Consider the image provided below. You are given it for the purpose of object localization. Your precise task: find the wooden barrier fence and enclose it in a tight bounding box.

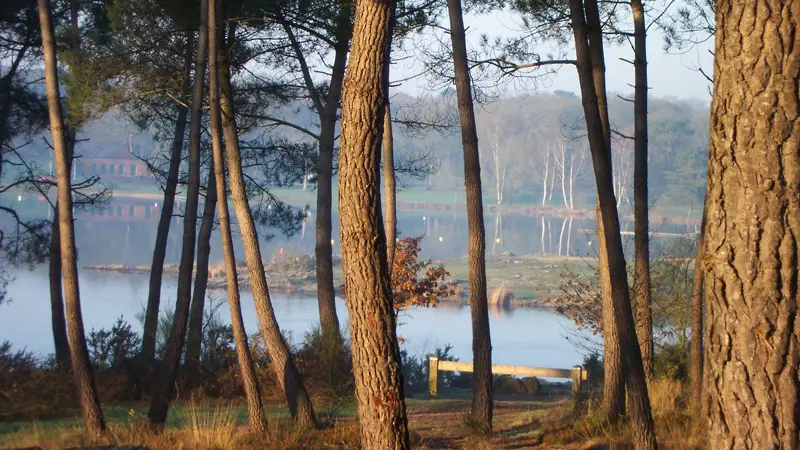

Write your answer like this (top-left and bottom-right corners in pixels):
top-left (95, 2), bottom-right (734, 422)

top-left (427, 356), bottom-right (588, 399)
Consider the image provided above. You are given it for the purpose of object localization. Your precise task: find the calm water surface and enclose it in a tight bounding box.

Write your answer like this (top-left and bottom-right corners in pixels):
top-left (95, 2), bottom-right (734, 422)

top-left (2, 199), bottom-right (695, 369)
top-left (2, 268), bottom-right (584, 370)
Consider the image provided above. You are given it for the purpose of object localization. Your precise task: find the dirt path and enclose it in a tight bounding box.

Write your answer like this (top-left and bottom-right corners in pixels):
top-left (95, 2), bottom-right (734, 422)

top-left (407, 397), bottom-right (573, 449)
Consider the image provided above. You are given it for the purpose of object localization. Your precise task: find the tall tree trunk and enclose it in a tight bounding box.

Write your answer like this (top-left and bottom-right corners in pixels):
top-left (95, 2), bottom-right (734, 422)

top-left (314, 12), bottom-right (350, 339)
top-left (218, 23), bottom-right (316, 428)
top-left (382, 6), bottom-right (397, 271)
top-left (447, 0), bottom-right (492, 433)
top-left (49, 127), bottom-right (76, 371)
top-left (148, 1), bottom-right (208, 426)
top-left (542, 149), bottom-right (549, 206)
top-left (207, 5), bottom-right (267, 431)
top-left (690, 198), bottom-right (707, 412)
top-left (631, 0), bottom-right (653, 380)
top-left (49, 206), bottom-right (70, 368)
top-left (705, 2), bottom-right (798, 447)
top-left (141, 34), bottom-right (193, 373)
top-left (570, 1), bottom-right (657, 449)
top-left (340, 0), bottom-right (410, 445)
top-left (50, 0), bottom-right (80, 374)
top-left (581, 0), bottom-right (626, 423)
top-left (38, 0), bottom-right (106, 435)
top-left (185, 165), bottom-right (218, 381)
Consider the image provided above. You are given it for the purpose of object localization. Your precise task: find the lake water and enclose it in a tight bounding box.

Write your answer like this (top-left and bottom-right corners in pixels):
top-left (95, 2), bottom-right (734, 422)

top-left (1, 196), bottom-right (696, 370)
top-left (2, 268), bottom-right (584, 370)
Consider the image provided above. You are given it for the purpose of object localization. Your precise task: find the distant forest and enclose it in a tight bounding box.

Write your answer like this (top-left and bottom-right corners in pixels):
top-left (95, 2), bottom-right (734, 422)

top-left (17, 90), bottom-right (709, 212)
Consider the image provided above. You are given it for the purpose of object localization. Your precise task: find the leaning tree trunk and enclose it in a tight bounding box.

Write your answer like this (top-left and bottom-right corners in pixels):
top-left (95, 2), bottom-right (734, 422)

top-left (49, 133), bottom-right (74, 371)
top-left (339, 0), bottom-right (410, 445)
top-left (148, 0), bottom-right (208, 426)
top-left (447, 0), bottom-right (493, 434)
top-left (207, 5), bottom-right (267, 431)
top-left (141, 33), bottom-right (193, 373)
top-left (630, 0), bottom-right (653, 380)
top-left (570, 1), bottom-right (656, 449)
top-left (185, 165), bottom-right (218, 382)
top-left (38, 0), bottom-right (106, 435)
top-left (690, 198), bottom-right (707, 412)
top-left (49, 1), bottom-right (79, 373)
top-left (582, 0), bottom-right (625, 422)
top-left (218, 24), bottom-right (316, 428)
top-left (705, 2), bottom-right (799, 447)
top-left (49, 206), bottom-right (70, 368)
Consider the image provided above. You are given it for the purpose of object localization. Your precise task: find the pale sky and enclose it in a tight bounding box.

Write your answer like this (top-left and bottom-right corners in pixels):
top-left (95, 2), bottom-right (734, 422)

top-left (391, 7), bottom-right (715, 102)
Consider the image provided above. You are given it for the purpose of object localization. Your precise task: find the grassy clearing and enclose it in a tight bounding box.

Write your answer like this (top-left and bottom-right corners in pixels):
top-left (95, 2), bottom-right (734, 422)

top-left (1, 381), bottom-right (703, 449)
top-left (0, 400), bottom-right (360, 450)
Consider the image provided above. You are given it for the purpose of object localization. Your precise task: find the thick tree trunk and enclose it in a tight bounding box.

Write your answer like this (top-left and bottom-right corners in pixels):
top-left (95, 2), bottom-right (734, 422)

top-left (631, 0), bottom-right (653, 381)
top-left (705, 2), bottom-right (799, 447)
top-left (581, 0), bottom-right (625, 422)
top-left (207, 6), bottom-right (267, 431)
top-left (447, 0), bottom-right (492, 434)
top-left (339, 0), bottom-right (410, 445)
top-left (141, 35), bottom-right (193, 371)
top-left (690, 198), bottom-right (707, 412)
top-left (148, 1), bottom-right (208, 426)
top-left (218, 25), bottom-right (316, 428)
top-left (184, 165), bottom-right (218, 381)
top-left (314, 20), bottom-right (350, 339)
top-left (570, 1), bottom-right (656, 449)
top-left (38, 0), bottom-right (106, 435)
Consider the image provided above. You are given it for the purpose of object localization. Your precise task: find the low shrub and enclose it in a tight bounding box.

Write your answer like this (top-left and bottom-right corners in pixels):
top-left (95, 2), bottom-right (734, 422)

top-left (0, 341), bottom-right (75, 421)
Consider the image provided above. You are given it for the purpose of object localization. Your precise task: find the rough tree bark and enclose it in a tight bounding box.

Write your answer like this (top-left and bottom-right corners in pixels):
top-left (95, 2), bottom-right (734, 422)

top-left (705, 1), bottom-right (799, 447)
top-left (630, 0), bottom-right (653, 380)
top-left (185, 165), bottom-right (218, 380)
top-left (581, 0), bottom-right (625, 422)
top-left (148, 0), bottom-right (208, 426)
top-left (630, 0), bottom-right (653, 381)
top-left (38, 0), bottom-right (106, 435)
top-left (447, 0), bottom-right (493, 433)
top-left (207, 3), bottom-right (267, 431)
top-left (218, 22), bottom-right (316, 428)
top-left (339, 0), bottom-right (410, 444)
top-left (49, 207), bottom-right (70, 368)
top-left (570, 1), bottom-right (657, 449)
top-left (690, 198), bottom-right (707, 412)
top-left (141, 33), bottom-right (193, 372)
top-left (50, 0), bottom-right (80, 373)
top-left (49, 136), bottom-right (74, 370)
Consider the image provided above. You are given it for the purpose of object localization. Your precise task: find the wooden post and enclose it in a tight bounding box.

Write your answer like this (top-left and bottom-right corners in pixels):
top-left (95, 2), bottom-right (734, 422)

top-left (571, 365), bottom-right (583, 410)
top-left (428, 355), bottom-right (439, 398)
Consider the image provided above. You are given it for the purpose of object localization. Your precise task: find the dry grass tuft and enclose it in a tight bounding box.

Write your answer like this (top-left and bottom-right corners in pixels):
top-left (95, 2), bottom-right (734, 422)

top-left (0, 402), bottom-right (361, 450)
top-left (177, 400), bottom-right (243, 448)
top-left (539, 380), bottom-right (706, 449)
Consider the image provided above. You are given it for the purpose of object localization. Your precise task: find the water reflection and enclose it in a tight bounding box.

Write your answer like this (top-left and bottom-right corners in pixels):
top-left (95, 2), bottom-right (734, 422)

top-left (2, 269), bottom-right (585, 370)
